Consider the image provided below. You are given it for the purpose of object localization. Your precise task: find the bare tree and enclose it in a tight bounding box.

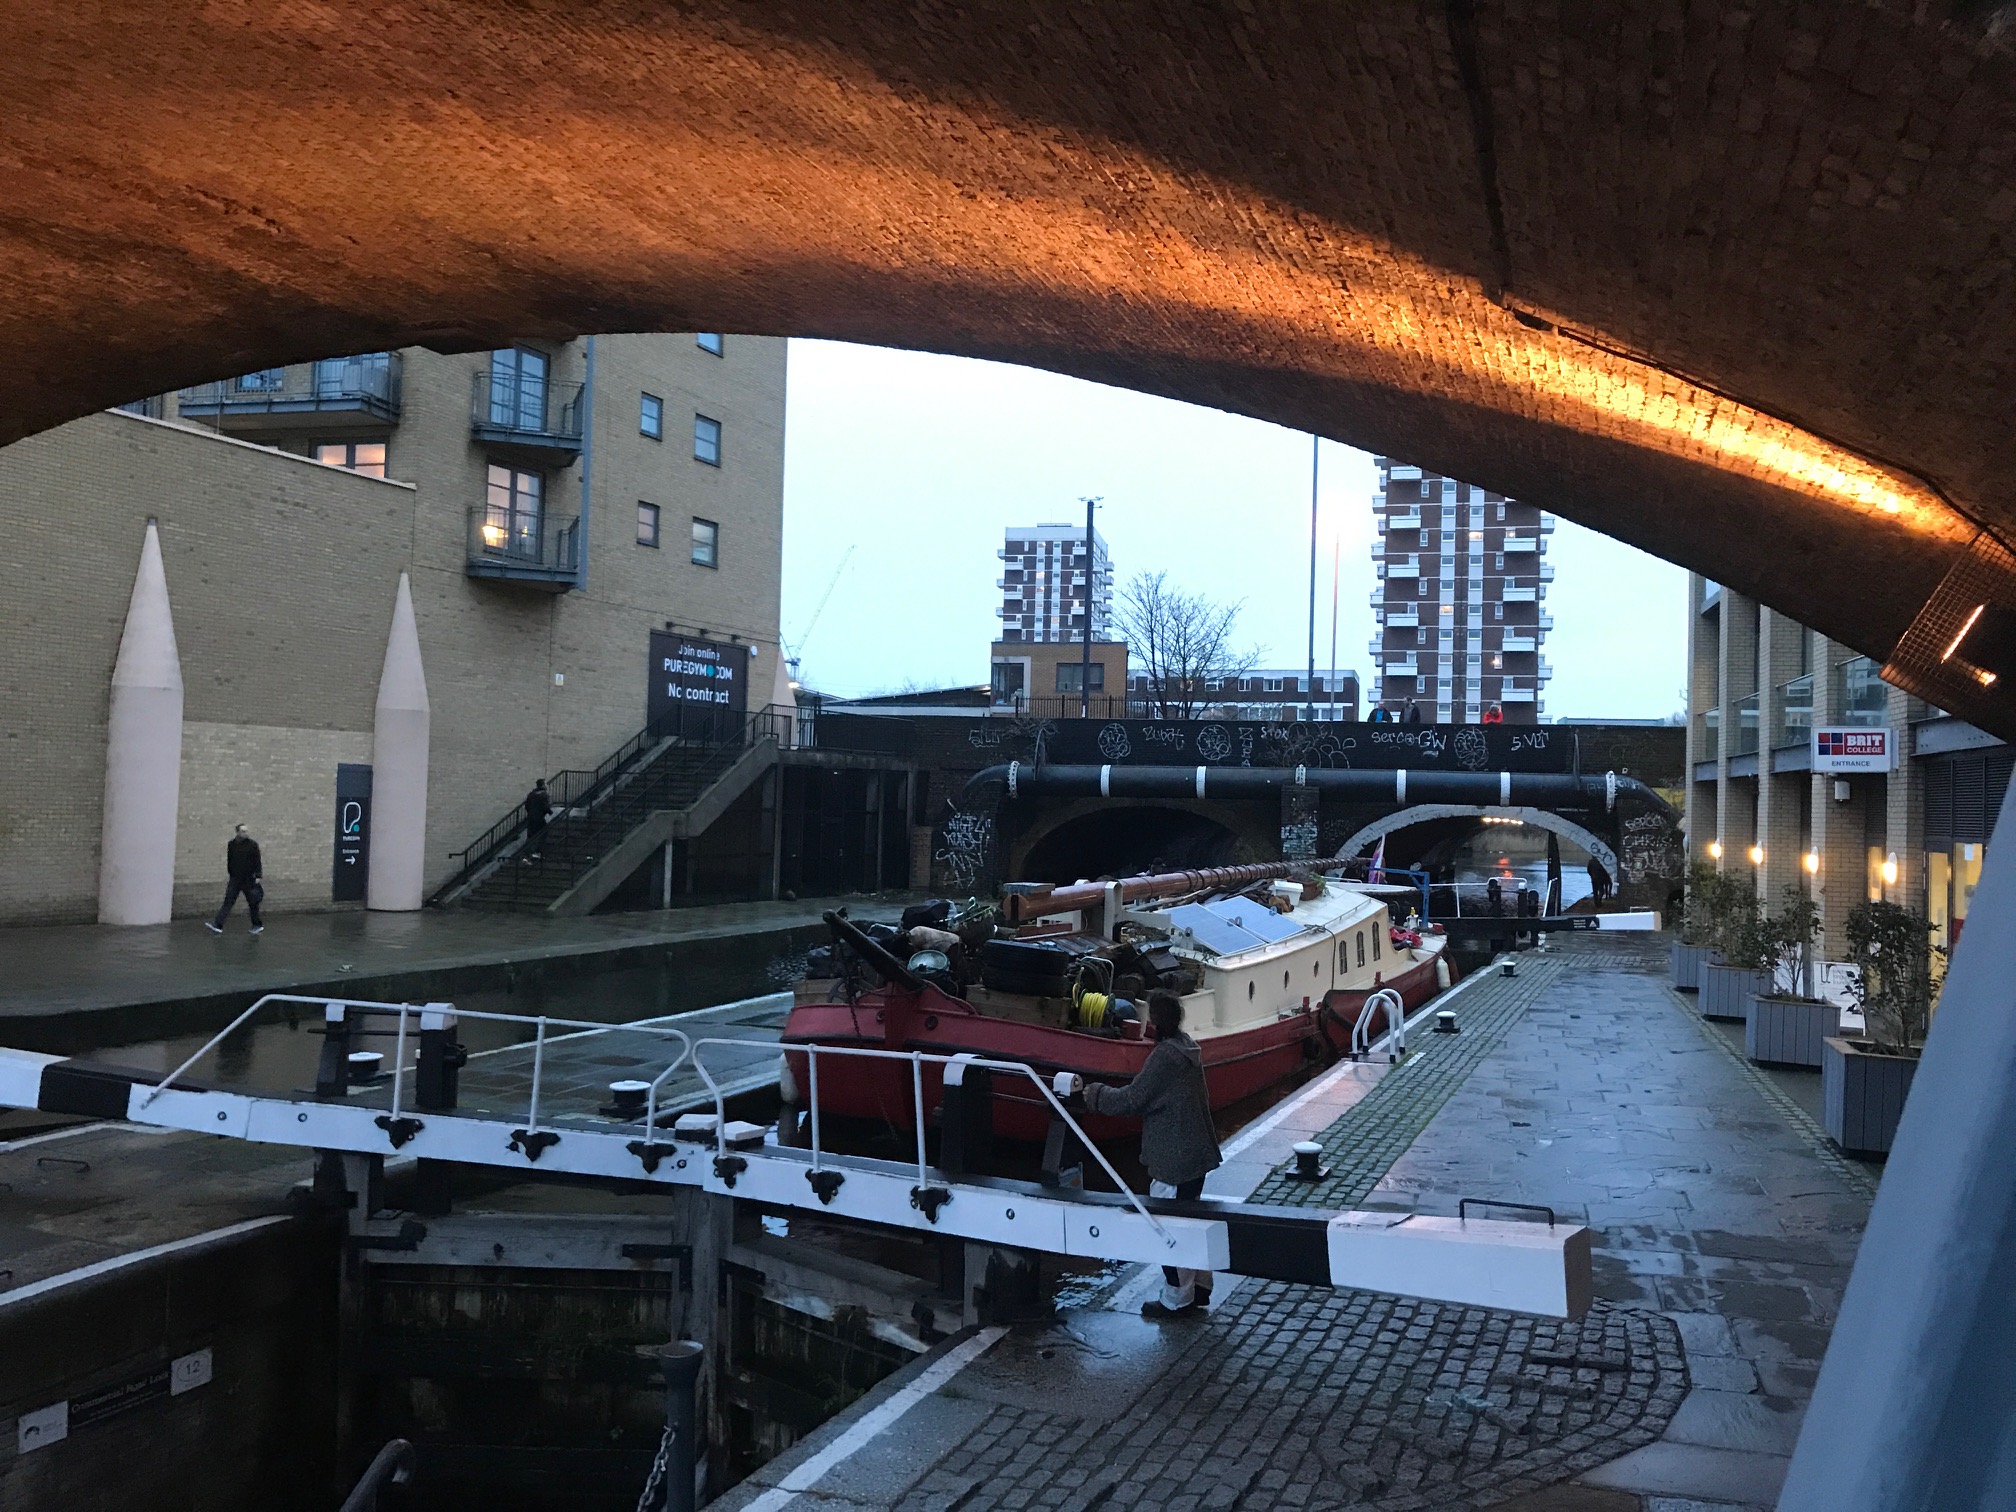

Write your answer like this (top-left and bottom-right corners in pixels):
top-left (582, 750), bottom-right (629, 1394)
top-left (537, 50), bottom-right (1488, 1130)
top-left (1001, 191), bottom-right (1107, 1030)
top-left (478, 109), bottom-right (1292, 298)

top-left (1113, 570), bottom-right (1261, 720)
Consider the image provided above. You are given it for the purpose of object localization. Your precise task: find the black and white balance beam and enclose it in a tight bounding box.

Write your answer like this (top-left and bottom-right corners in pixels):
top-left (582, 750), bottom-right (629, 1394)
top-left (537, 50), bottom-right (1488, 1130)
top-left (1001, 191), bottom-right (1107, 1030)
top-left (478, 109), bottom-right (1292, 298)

top-left (0, 1048), bottom-right (1591, 1319)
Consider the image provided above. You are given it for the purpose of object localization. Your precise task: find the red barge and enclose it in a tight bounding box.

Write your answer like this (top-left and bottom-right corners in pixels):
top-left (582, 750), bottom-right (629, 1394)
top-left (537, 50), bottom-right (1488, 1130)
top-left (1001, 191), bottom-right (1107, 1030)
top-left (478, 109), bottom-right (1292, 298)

top-left (782, 863), bottom-right (1452, 1144)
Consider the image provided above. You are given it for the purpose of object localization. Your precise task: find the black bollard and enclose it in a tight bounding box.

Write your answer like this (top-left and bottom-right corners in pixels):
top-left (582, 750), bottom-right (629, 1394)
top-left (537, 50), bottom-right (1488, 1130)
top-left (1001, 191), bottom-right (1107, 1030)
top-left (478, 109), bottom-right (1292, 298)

top-left (415, 1005), bottom-right (466, 1111)
top-left (314, 1004), bottom-right (353, 1099)
top-left (657, 1340), bottom-right (705, 1512)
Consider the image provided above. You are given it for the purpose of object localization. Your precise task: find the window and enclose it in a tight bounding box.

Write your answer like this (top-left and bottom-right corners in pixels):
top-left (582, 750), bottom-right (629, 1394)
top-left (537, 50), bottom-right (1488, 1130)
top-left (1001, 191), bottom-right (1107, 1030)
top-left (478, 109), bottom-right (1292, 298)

top-left (1494, 603), bottom-right (1504, 620)
top-left (1056, 662), bottom-right (1106, 693)
top-left (696, 333), bottom-right (724, 356)
top-left (314, 440), bottom-right (388, 478)
top-left (1495, 501), bottom-right (1506, 521)
top-left (691, 517), bottom-right (719, 567)
top-left (1372, 930), bottom-right (1381, 961)
top-left (637, 502), bottom-right (661, 547)
top-left (481, 464), bottom-right (542, 557)
top-left (236, 368), bottom-right (285, 392)
top-left (640, 392), bottom-right (663, 440)
top-left (694, 414), bottom-right (722, 466)
top-left (487, 347), bottom-right (548, 429)
top-left (1264, 677), bottom-right (1284, 692)
top-left (1494, 553), bottom-right (1505, 571)
top-left (1417, 627), bottom-right (1429, 646)
top-left (1356, 930), bottom-right (1366, 968)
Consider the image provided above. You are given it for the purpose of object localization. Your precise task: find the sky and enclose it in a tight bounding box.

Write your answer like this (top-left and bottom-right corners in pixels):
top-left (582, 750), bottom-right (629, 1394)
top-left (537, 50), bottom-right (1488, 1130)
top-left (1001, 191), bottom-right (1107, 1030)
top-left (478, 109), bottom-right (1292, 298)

top-left (780, 340), bottom-right (1688, 721)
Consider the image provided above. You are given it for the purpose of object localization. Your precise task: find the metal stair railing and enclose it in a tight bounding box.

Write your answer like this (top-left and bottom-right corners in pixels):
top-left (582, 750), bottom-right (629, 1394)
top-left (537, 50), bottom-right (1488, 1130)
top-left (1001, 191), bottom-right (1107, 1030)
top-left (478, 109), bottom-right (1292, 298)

top-left (451, 706), bottom-right (796, 911)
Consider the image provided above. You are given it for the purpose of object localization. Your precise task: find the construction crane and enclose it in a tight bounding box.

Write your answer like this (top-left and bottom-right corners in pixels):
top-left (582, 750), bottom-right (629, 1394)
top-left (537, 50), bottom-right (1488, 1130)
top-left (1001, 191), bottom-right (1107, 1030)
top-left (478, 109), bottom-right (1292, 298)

top-left (784, 544), bottom-right (855, 678)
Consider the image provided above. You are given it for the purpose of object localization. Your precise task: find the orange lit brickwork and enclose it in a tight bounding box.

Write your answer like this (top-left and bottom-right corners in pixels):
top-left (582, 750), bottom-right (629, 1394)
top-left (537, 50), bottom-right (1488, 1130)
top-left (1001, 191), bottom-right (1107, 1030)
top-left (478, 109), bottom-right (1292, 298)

top-left (0, 2), bottom-right (2011, 703)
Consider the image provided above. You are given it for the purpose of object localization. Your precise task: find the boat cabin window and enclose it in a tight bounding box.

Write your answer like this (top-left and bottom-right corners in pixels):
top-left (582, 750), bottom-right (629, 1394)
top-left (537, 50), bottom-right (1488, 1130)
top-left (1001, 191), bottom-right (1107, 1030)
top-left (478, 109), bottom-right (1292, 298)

top-left (1373, 929), bottom-right (1382, 960)
top-left (1248, 981), bottom-right (1256, 1000)
top-left (1356, 930), bottom-right (1366, 967)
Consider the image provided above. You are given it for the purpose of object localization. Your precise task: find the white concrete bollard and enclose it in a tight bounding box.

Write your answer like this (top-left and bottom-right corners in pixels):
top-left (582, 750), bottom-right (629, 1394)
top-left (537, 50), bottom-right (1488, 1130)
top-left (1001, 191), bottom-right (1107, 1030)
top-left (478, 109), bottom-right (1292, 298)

top-left (98, 520), bottom-right (184, 926)
top-left (367, 572), bottom-right (430, 911)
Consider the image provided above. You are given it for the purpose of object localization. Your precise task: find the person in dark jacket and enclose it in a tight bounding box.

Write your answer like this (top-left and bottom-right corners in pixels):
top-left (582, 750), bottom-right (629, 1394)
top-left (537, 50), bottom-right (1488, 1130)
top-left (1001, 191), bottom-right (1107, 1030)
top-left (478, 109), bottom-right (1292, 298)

top-left (1404, 701), bottom-right (1425, 724)
top-left (1082, 994), bottom-right (1224, 1318)
top-left (205, 824), bottom-right (264, 935)
top-left (521, 779), bottom-right (552, 863)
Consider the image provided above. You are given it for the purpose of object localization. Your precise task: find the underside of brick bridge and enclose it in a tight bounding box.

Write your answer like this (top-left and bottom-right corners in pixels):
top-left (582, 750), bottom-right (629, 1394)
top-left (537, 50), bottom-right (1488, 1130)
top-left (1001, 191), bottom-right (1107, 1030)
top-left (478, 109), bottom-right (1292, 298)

top-left (6, 2), bottom-right (2016, 735)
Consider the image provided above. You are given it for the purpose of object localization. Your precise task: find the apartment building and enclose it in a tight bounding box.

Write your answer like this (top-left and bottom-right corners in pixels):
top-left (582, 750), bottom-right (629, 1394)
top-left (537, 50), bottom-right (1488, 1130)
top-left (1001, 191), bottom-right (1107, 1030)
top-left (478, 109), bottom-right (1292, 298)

top-left (1, 333), bottom-right (791, 924)
top-left (1368, 460), bottom-right (1553, 723)
top-left (996, 523), bottom-right (1113, 644)
top-left (1685, 577), bottom-right (2013, 956)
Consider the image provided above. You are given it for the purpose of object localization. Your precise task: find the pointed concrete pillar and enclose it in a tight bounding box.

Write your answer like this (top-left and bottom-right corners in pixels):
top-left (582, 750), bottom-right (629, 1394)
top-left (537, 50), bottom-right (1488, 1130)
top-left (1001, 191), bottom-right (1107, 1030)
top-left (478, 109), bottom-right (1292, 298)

top-left (99, 520), bottom-right (184, 925)
top-left (367, 573), bottom-right (430, 911)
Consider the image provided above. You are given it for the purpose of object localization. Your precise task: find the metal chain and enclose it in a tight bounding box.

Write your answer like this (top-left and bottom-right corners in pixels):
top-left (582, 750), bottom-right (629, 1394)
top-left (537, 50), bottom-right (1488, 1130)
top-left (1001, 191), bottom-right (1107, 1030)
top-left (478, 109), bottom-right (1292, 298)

top-left (634, 1421), bottom-right (674, 1512)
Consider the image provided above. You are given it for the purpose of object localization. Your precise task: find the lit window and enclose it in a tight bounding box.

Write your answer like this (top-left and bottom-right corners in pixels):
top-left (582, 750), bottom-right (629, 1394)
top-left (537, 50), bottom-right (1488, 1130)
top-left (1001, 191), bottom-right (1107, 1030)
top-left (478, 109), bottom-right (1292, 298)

top-left (637, 502), bottom-right (661, 547)
top-left (696, 333), bottom-right (724, 356)
top-left (314, 440), bottom-right (388, 478)
top-left (481, 465), bottom-right (542, 556)
top-left (640, 393), bottom-right (663, 440)
top-left (691, 517), bottom-right (719, 567)
top-left (694, 414), bottom-right (722, 466)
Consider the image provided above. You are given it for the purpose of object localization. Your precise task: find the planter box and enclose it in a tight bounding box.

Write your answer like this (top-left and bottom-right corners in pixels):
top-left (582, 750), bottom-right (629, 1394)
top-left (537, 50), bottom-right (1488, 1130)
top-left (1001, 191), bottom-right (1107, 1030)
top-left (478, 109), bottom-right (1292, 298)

top-left (1745, 995), bottom-right (1839, 1068)
top-left (1670, 942), bottom-right (1712, 992)
top-left (1822, 1036), bottom-right (1920, 1159)
top-left (1699, 962), bottom-right (1771, 1022)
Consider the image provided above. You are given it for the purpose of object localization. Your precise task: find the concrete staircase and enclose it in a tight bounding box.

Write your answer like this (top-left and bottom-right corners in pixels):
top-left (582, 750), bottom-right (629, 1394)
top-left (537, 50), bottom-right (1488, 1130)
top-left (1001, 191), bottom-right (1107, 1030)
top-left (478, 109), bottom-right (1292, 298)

top-left (442, 728), bottom-right (781, 914)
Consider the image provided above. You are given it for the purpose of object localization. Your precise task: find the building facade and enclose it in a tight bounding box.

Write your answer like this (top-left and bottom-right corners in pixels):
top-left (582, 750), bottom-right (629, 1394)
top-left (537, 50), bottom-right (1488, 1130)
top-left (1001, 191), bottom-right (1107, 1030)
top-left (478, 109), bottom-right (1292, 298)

top-left (989, 639), bottom-right (1130, 718)
top-left (996, 523), bottom-right (1113, 644)
top-left (1685, 576), bottom-right (2012, 956)
top-left (0, 333), bottom-right (791, 924)
top-left (1126, 668), bottom-right (1360, 722)
top-left (1369, 460), bottom-right (1553, 723)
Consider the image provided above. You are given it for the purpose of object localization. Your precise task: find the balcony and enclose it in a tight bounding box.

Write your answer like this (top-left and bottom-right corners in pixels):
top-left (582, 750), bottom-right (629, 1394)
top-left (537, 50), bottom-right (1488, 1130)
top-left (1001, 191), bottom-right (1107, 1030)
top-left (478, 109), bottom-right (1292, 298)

top-left (1382, 557), bottom-right (1421, 579)
top-left (1388, 465), bottom-right (1422, 481)
top-left (178, 353), bottom-right (401, 434)
top-left (1503, 585), bottom-right (1538, 603)
top-left (1832, 656), bottom-right (1890, 728)
top-left (1540, 514), bottom-right (1557, 533)
top-left (1384, 657), bottom-right (1420, 677)
top-left (1385, 608), bottom-right (1420, 628)
top-left (1730, 692), bottom-right (1761, 758)
top-left (1539, 562), bottom-right (1556, 581)
top-left (471, 371), bottom-right (584, 462)
top-left (1539, 612), bottom-right (1555, 629)
top-left (1501, 635), bottom-right (1537, 651)
top-left (1502, 686), bottom-right (1537, 702)
top-left (1387, 510), bottom-right (1423, 530)
top-left (1776, 673), bottom-right (1815, 748)
top-left (1502, 536), bottom-right (1539, 553)
top-left (466, 504), bottom-right (580, 592)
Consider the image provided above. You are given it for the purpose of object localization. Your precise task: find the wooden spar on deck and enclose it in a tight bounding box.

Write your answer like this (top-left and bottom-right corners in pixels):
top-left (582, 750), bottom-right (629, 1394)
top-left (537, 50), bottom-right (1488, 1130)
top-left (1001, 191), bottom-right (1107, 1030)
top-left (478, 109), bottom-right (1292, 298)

top-left (1000, 861), bottom-right (1307, 924)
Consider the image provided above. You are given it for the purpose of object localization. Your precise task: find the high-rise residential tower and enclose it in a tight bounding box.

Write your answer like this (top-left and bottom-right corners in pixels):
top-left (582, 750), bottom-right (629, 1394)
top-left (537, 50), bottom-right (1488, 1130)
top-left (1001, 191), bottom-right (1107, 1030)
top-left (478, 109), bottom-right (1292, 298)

top-left (996, 522), bottom-right (1113, 644)
top-left (1368, 459), bottom-right (1554, 723)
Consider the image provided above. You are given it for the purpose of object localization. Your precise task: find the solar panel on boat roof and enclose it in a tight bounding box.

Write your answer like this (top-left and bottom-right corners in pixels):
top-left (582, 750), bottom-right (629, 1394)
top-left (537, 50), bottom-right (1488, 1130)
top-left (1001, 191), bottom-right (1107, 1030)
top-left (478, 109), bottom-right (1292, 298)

top-left (1205, 897), bottom-right (1304, 943)
top-left (1164, 903), bottom-right (1270, 956)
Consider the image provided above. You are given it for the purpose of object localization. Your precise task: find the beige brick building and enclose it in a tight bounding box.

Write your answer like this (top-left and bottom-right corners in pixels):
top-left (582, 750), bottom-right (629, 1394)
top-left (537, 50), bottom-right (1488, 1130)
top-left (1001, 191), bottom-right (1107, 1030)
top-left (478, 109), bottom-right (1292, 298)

top-left (1685, 577), bottom-right (2013, 959)
top-left (0, 334), bottom-right (789, 924)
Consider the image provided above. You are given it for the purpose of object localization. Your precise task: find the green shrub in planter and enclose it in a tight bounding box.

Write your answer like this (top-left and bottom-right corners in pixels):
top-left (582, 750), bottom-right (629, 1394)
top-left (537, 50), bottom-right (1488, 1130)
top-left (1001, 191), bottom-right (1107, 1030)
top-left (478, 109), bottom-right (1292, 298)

top-left (1671, 861), bottom-right (1722, 990)
top-left (1746, 888), bottom-right (1835, 1067)
top-left (1822, 900), bottom-right (1943, 1157)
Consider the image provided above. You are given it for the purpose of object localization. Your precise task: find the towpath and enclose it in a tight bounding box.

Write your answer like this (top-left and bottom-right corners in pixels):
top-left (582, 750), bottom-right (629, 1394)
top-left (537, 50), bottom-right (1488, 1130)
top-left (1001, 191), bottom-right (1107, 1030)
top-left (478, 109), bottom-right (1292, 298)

top-left (707, 932), bottom-right (1874, 1512)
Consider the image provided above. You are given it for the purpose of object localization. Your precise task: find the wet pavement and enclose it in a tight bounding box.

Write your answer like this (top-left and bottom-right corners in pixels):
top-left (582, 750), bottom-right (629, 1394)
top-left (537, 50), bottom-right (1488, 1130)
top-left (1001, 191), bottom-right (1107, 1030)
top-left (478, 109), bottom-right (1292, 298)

top-left (709, 933), bottom-right (1873, 1512)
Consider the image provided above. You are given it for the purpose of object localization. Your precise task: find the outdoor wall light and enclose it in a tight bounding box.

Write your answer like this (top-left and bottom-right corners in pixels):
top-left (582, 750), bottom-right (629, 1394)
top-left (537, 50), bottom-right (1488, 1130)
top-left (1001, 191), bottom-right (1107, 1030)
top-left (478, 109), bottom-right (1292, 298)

top-left (1882, 852), bottom-right (1900, 886)
top-left (1803, 851), bottom-right (1820, 875)
top-left (1748, 844), bottom-right (1764, 865)
top-left (1707, 841), bottom-right (1723, 860)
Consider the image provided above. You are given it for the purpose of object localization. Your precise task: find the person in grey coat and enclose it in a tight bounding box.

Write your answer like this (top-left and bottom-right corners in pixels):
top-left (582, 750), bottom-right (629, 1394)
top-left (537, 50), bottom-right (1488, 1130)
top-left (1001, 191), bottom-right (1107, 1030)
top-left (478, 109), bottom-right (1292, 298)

top-left (1082, 994), bottom-right (1224, 1318)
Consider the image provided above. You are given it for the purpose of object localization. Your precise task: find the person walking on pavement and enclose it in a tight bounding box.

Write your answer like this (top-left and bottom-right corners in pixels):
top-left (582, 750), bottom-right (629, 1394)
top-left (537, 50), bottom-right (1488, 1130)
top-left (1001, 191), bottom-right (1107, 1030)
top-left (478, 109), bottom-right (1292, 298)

top-left (1587, 856), bottom-right (1614, 905)
top-left (205, 824), bottom-right (264, 935)
top-left (1081, 994), bottom-right (1224, 1319)
top-left (522, 778), bottom-right (552, 863)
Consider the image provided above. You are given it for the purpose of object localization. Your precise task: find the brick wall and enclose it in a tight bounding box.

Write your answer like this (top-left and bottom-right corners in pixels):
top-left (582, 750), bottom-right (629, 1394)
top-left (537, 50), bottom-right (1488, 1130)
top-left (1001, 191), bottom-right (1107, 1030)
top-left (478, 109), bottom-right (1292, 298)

top-left (0, 332), bottom-right (787, 924)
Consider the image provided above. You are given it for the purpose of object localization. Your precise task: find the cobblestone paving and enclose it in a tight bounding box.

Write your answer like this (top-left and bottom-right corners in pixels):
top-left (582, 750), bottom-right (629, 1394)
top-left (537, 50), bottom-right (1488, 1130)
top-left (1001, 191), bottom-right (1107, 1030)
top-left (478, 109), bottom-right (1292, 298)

top-left (1250, 958), bottom-right (1570, 1209)
top-left (896, 1290), bottom-right (1683, 1512)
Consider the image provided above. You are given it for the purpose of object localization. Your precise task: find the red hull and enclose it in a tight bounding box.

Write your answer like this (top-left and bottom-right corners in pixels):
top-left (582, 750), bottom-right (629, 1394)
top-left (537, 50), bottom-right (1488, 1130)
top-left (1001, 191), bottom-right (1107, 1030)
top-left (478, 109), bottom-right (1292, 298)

top-left (781, 948), bottom-right (1447, 1144)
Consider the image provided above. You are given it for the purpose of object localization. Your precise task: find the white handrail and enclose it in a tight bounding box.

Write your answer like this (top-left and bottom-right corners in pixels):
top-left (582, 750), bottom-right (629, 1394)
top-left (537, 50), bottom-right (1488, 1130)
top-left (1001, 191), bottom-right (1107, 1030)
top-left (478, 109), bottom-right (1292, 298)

top-left (686, 1036), bottom-right (1176, 1247)
top-left (1352, 987), bottom-right (1408, 1060)
top-left (139, 994), bottom-right (695, 1123)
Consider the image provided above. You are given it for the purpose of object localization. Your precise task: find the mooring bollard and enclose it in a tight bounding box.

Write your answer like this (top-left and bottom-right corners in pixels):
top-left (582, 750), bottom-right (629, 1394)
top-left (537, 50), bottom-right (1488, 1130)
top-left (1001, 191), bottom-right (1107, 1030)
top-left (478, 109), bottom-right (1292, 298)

top-left (657, 1340), bottom-right (705, 1512)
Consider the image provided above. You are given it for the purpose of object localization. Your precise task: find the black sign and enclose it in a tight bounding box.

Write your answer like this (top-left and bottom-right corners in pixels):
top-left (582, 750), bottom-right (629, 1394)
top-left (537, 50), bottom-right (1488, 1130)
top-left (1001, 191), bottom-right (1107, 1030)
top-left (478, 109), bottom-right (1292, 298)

top-left (1031, 719), bottom-right (1578, 773)
top-left (70, 1364), bottom-right (171, 1431)
top-left (333, 763), bottom-right (372, 901)
top-left (648, 630), bottom-right (749, 739)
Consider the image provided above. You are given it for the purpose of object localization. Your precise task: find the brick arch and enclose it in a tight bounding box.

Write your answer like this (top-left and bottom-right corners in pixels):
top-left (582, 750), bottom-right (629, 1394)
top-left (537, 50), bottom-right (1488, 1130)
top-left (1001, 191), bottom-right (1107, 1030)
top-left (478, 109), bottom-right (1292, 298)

top-left (3, 3), bottom-right (2014, 733)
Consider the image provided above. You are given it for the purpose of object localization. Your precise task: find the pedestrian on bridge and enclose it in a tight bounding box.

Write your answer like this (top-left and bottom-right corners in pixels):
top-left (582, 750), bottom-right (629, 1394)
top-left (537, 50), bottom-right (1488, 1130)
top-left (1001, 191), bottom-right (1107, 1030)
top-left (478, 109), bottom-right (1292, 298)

top-left (204, 824), bottom-right (264, 935)
top-left (1081, 993), bottom-right (1223, 1319)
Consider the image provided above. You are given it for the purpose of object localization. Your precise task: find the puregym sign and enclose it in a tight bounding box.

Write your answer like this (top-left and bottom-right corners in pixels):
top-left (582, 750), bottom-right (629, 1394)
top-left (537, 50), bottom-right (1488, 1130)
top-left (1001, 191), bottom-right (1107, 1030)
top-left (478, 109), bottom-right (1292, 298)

top-left (648, 630), bottom-right (749, 736)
